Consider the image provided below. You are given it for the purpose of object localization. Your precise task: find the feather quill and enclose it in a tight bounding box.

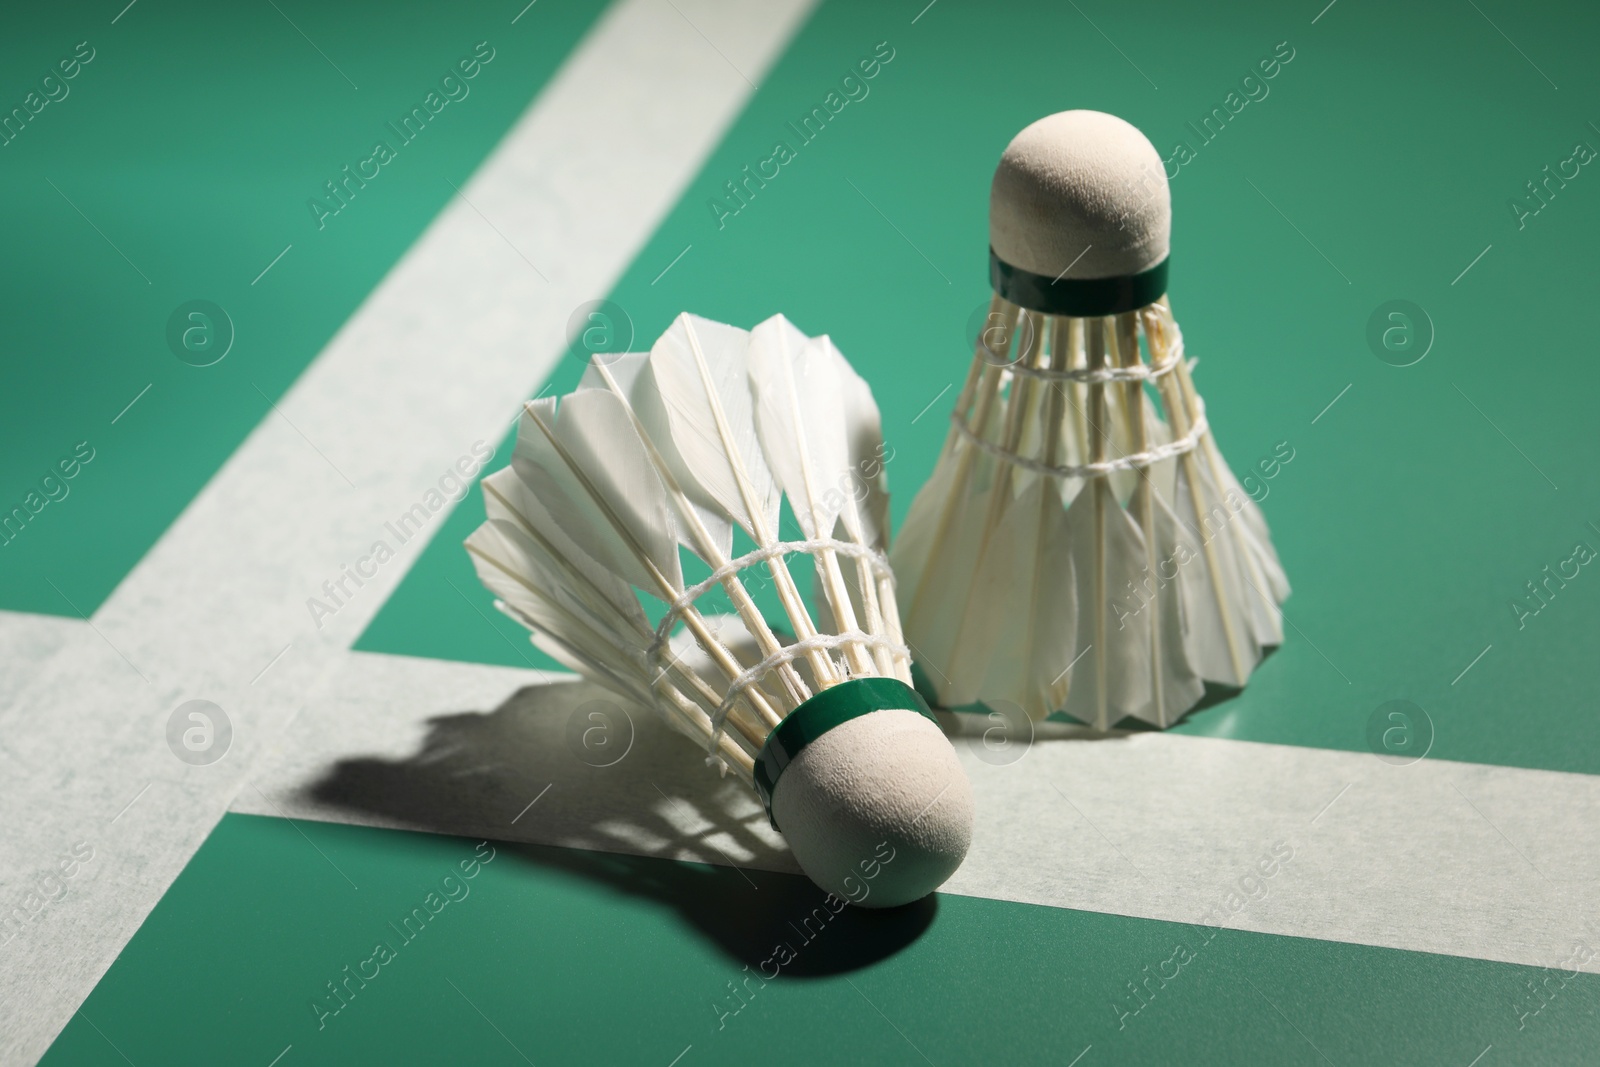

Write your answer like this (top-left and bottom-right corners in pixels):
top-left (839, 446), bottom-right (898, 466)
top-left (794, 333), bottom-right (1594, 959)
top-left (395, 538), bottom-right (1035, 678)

top-left (646, 313), bottom-right (779, 542)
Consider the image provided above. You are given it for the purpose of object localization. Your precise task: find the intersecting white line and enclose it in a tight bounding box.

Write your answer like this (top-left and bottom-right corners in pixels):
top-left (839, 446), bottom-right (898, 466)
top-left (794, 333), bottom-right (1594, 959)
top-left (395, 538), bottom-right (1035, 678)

top-left (6, 7), bottom-right (1600, 1065)
top-left (0, 2), bottom-right (818, 1061)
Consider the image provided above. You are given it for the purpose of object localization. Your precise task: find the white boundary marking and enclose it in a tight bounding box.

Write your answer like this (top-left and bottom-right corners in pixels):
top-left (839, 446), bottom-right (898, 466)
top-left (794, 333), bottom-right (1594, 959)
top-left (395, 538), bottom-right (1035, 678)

top-left (0, 1), bottom-right (814, 1061)
top-left (235, 649), bottom-right (1600, 981)
top-left (3, 0), bottom-right (1598, 1059)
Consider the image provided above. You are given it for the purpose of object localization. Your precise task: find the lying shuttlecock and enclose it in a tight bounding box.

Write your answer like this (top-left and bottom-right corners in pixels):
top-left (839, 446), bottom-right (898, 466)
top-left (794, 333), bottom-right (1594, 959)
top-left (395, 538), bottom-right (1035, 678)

top-left (467, 312), bottom-right (974, 906)
top-left (892, 110), bottom-right (1290, 730)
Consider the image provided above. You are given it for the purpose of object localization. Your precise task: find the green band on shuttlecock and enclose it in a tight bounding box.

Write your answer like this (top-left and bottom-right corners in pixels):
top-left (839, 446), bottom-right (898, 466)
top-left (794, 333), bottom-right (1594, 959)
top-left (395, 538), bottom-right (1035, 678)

top-left (989, 248), bottom-right (1168, 317)
top-left (754, 677), bottom-right (937, 830)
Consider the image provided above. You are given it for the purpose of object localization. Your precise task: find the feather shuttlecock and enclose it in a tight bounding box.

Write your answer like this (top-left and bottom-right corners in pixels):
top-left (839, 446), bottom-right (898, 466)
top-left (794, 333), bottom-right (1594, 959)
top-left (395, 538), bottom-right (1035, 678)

top-left (467, 313), bottom-right (974, 906)
top-left (892, 111), bottom-right (1290, 730)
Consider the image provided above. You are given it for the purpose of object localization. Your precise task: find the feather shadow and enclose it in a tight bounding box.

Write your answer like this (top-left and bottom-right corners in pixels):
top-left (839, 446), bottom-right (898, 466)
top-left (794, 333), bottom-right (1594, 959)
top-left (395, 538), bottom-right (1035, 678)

top-left (298, 678), bottom-right (934, 977)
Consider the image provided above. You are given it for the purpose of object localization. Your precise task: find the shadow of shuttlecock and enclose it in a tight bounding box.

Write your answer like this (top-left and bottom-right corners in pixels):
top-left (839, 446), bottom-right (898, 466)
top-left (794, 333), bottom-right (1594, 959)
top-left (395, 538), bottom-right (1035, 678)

top-left (299, 678), bottom-right (936, 976)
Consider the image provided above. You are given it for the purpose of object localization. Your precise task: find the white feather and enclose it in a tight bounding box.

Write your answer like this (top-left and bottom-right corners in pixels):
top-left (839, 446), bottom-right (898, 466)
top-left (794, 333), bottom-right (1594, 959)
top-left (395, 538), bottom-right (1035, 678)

top-left (645, 313), bottom-right (779, 544)
top-left (1059, 479), bottom-right (1155, 730)
top-left (476, 465), bottom-right (645, 630)
top-left (829, 338), bottom-right (892, 548)
top-left (465, 519), bottom-right (650, 702)
top-left (577, 350), bottom-right (646, 394)
top-left (467, 312), bottom-right (915, 789)
top-left (509, 400), bottom-right (641, 590)
top-left (891, 467), bottom-right (996, 706)
top-left (971, 477), bottom-right (1077, 720)
top-left (1122, 478), bottom-right (1205, 725)
top-left (893, 301), bottom-right (1288, 729)
top-left (748, 315), bottom-right (850, 540)
top-left (582, 350), bottom-right (734, 563)
top-left (553, 389), bottom-right (682, 589)
top-left (1209, 441), bottom-right (1290, 630)
top-left (1170, 454), bottom-right (1259, 687)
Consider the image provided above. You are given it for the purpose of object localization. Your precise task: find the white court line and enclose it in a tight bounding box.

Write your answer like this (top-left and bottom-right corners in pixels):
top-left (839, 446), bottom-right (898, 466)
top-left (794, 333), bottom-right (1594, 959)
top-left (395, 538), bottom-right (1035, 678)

top-left (0, 1), bottom-right (816, 1061)
top-left (6, 1), bottom-right (1600, 1060)
top-left (236, 650), bottom-right (1600, 981)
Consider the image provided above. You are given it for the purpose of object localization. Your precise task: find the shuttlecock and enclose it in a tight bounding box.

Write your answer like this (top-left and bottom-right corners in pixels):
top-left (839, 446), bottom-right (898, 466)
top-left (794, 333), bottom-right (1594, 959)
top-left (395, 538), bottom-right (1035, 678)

top-left (467, 312), bottom-right (973, 906)
top-left (892, 110), bottom-right (1290, 730)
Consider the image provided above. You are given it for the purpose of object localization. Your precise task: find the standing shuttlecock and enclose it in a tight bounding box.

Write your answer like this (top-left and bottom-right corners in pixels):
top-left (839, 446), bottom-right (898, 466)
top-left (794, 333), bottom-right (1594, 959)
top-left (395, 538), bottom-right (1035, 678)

top-left (892, 110), bottom-right (1289, 730)
top-left (467, 312), bottom-right (973, 906)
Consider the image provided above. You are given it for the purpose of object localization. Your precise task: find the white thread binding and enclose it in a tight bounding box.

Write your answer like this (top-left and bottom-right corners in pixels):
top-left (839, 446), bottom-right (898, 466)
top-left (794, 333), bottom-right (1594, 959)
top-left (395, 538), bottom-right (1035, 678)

top-left (646, 537), bottom-right (893, 658)
top-left (705, 629), bottom-right (909, 751)
top-left (953, 398), bottom-right (1209, 478)
top-left (640, 537), bottom-right (904, 748)
top-left (1003, 331), bottom-right (1185, 384)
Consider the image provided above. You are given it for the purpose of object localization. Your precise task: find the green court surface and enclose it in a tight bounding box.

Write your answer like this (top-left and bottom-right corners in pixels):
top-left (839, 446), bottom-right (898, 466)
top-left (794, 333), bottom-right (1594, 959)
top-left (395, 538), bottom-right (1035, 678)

top-left (0, 0), bottom-right (610, 616)
top-left (12, 0), bottom-right (1600, 1063)
top-left (353, 0), bottom-right (1600, 774)
top-left (38, 815), bottom-right (1600, 1067)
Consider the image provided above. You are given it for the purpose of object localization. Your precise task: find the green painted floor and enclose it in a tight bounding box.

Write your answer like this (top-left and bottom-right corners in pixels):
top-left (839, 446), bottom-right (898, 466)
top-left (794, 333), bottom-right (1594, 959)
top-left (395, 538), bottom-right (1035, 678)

top-left (17, 0), bottom-right (1600, 1062)
top-left (0, 0), bottom-right (609, 616)
top-left (357, 0), bottom-right (1600, 775)
top-left (40, 814), bottom-right (1600, 1067)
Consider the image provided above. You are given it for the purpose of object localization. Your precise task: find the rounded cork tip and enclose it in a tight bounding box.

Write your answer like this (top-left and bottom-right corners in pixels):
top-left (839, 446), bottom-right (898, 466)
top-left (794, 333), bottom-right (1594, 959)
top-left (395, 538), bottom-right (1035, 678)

top-left (770, 707), bottom-right (974, 908)
top-left (989, 110), bottom-right (1170, 282)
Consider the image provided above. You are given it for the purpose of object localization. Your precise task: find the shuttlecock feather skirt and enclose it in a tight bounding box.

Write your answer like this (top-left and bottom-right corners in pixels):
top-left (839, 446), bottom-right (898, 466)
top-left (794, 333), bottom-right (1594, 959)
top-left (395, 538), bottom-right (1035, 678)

top-left (466, 313), bottom-right (914, 786)
top-left (891, 296), bottom-right (1289, 730)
